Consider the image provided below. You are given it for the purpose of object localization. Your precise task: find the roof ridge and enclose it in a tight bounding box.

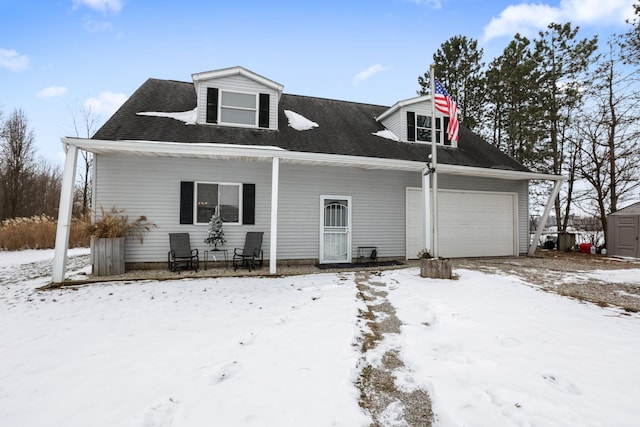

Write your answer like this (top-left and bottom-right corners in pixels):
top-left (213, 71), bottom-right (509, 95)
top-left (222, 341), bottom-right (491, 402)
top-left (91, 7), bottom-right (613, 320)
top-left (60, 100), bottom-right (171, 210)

top-left (282, 93), bottom-right (389, 109)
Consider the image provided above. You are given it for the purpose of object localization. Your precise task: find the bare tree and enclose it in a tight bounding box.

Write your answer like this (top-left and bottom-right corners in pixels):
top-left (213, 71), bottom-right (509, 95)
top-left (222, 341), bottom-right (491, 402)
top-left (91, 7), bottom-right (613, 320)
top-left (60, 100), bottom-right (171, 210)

top-left (574, 37), bottom-right (640, 245)
top-left (0, 109), bottom-right (36, 220)
top-left (69, 101), bottom-right (100, 218)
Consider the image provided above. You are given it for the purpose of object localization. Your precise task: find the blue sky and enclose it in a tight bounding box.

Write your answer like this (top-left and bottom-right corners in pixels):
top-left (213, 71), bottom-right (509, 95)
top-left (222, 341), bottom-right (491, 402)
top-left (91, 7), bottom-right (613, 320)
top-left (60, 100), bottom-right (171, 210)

top-left (0, 0), bottom-right (636, 166)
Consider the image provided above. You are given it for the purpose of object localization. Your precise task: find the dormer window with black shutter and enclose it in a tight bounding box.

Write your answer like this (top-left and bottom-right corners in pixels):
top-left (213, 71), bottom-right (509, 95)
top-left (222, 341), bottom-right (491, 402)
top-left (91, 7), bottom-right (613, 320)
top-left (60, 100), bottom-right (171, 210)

top-left (205, 88), bottom-right (270, 128)
top-left (194, 66), bottom-right (282, 129)
top-left (407, 112), bottom-right (452, 146)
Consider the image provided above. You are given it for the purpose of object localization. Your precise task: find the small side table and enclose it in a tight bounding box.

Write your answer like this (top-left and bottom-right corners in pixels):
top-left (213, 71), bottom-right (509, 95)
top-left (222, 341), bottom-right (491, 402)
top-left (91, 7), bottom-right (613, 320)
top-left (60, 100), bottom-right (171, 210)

top-left (204, 248), bottom-right (228, 269)
top-left (357, 246), bottom-right (377, 263)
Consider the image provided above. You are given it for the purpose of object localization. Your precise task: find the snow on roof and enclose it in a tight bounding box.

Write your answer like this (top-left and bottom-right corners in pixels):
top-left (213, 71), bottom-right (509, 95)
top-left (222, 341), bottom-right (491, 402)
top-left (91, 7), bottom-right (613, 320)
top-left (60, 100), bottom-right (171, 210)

top-left (372, 129), bottom-right (399, 141)
top-left (136, 108), bottom-right (197, 125)
top-left (284, 110), bottom-right (318, 131)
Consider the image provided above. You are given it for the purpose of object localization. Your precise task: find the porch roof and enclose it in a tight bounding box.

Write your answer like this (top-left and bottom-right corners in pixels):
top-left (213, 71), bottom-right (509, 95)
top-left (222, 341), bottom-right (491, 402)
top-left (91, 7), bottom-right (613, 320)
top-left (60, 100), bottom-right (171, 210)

top-left (63, 136), bottom-right (562, 182)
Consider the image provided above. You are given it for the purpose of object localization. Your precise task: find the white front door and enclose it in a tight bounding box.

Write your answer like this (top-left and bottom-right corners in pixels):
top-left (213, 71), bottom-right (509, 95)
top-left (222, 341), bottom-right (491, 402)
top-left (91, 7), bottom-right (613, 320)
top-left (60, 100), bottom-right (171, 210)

top-left (320, 196), bottom-right (352, 263)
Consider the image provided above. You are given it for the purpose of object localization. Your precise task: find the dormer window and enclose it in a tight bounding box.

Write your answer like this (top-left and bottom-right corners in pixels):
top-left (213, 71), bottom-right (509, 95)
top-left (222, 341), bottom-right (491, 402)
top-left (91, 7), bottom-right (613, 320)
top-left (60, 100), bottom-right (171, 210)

top-left (205, 87), bottom-right (270, 128)
top-left (416, 114), bottom-right (442, 143)
top-left (407, 111), bottom-right (452, 146)
top-left (220, 91), bottom-right (258, 126)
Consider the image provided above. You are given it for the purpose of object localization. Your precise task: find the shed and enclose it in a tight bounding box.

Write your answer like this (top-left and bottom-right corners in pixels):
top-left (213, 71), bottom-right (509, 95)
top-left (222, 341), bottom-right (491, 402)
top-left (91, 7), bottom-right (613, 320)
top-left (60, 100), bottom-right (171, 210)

top-left (607, 202), bottom-right (640, 258)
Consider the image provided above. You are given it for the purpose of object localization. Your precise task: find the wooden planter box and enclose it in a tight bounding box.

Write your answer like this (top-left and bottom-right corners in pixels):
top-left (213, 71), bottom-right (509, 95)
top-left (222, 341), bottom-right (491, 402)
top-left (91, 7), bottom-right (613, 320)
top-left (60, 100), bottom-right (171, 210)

top-left (91, 237), bottom-right (125, 276)
top-left (420, 258), bottom-right (452, 279)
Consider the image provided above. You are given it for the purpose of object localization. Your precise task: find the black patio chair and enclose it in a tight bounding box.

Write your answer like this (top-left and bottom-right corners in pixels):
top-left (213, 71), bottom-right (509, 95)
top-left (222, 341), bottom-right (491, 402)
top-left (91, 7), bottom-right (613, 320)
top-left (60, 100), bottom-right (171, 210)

top-left (233, 232), bottom-right (264, 271)
top-left (168, 233), bottom-right (199, 272)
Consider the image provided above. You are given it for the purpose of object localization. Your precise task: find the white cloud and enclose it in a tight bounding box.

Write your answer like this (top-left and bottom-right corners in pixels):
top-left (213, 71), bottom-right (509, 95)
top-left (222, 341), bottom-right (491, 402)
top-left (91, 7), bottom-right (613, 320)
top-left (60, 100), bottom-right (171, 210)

top-left (409, 0), bottom-right (442, 9)
top-left (0, 48), bottom-right (29, 72)
top-left (84, 91), bottom-right (128, 116)
top-left (483, 4), bottom-right (561, 41)
top-left (353, 64), bottom-right (388, 85)
top-left (83, 19), bottom-right (114, 32)
top-left (37, 86), bottom-right (68, 99)
top-left (72, 0), bottom-right (123, 13)
top-left (483, 0), bottom-right (636, 42)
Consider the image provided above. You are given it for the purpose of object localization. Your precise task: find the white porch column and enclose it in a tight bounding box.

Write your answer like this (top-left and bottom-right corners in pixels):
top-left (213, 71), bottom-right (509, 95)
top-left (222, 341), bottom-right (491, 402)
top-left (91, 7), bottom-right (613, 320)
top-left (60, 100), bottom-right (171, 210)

top-left (528, 179), bottom-right (563, 256)
top-left (52, 144), bottom-right (79, 283)
top-left (269, 157), bottom-right (280, 274)
top-left (422, 170), bottom-right (432, 254)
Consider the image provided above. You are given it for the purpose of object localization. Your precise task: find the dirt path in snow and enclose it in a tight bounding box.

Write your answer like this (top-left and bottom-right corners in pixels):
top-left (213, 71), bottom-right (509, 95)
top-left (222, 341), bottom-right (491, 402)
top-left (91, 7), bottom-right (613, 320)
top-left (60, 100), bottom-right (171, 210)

top-left (354, 271), bottom-right (433, 426)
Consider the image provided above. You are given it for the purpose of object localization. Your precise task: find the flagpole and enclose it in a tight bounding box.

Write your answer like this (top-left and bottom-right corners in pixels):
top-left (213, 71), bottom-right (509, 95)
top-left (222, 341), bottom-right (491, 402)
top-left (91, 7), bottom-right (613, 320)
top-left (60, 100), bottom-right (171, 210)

top-left (430, 64), bottom-right (439, 258)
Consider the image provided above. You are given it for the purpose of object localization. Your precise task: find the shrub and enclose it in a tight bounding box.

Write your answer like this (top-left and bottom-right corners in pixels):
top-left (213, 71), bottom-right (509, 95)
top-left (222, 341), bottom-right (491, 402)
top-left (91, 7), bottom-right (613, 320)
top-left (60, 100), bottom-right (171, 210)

top-left (84, 206), bottom-right (156, 243)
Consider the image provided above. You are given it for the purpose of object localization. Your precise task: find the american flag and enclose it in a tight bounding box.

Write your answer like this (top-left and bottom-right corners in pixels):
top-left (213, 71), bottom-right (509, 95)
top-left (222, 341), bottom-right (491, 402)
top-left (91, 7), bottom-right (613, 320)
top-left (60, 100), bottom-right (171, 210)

top-left (434, 79), bottom-right (459, 143)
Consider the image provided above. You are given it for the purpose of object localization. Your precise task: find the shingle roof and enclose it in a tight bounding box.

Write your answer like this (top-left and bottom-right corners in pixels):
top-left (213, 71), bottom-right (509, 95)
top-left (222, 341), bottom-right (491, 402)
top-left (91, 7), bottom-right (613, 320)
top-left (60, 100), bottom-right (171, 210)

top-left (92, 78), bottom-right (530, 172)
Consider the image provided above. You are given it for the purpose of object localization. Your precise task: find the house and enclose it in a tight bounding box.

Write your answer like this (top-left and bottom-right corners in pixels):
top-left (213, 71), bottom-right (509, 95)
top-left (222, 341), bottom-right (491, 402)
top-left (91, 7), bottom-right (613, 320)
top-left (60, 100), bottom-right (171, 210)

top-left (607, 202), bottom-right (640, 258)
top-left (52, 66), bottom-right (562, 281)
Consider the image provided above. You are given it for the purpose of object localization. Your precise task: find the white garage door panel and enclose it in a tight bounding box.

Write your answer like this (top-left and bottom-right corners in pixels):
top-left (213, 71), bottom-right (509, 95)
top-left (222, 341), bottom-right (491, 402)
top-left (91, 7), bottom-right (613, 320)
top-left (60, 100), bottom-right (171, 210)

top-left (405, 188), bottom-right (517, 258)
top-left (438, 191), bottom-right (516, 258)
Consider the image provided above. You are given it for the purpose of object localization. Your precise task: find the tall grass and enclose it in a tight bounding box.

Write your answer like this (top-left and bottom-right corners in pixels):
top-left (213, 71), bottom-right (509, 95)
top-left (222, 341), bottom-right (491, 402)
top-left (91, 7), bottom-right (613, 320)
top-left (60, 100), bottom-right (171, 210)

top-left (0, 215), bottom-right (90, 251)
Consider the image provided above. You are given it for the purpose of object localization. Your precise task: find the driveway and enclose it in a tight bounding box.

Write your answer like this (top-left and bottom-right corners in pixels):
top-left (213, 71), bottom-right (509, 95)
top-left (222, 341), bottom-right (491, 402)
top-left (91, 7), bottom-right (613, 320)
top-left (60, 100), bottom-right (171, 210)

top-left (454, 251), bottom-right (640, 312)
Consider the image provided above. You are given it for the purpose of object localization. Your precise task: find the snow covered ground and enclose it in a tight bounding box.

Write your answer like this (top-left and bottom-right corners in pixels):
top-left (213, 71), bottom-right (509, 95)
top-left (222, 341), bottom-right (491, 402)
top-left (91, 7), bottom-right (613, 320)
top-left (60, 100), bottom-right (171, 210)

top-left (1, 249), bottom-right (640, 426)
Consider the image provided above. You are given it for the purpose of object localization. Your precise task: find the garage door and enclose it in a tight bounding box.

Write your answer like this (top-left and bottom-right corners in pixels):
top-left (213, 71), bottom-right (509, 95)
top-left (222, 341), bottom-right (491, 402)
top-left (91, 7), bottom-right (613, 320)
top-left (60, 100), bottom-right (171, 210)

top-left (406, 188), bottom-right (517, 258)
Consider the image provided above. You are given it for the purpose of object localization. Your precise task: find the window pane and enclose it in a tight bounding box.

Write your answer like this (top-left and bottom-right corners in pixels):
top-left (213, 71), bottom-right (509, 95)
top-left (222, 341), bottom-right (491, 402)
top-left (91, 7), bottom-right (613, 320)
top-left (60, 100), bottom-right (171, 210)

top-left (417, 128), bottom-right (431, 142)
top-left (416, 115), bottom-right (429, 128)
top-left (221, 108), bottom-right (256, 125)
top-left (221, 92), bottom-right (256, 109)
top-left (197, 183), bottom-right (218, 223)
top-left (219, 185), bottom-right (240, 222)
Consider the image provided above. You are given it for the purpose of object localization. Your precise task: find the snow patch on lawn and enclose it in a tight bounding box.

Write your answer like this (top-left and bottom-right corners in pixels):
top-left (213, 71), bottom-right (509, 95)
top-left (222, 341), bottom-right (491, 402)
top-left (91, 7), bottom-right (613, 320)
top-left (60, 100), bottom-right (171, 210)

top-left (2, 251), bottom-right (640, 426)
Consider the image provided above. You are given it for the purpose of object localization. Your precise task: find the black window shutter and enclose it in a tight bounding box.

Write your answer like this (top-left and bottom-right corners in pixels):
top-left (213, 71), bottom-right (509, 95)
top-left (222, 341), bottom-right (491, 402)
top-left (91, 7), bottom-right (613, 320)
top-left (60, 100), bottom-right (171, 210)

top-left (444, 116), bottom-right (451, 145)
top-left (242, 183), bottom-right (256, 225)
top-left (206, 88), bottom-right (218, 123)
top-left (180, 181), bottom-right (194, 224)
top-left (258, 93), bottom-right (270, 128)
top-left (407, 111), bottom-right (416, 142)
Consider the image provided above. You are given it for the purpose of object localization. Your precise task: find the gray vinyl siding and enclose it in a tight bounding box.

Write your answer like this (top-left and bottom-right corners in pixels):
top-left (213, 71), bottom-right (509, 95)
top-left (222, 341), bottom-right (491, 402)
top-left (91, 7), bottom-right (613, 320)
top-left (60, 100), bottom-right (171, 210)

top-left (195, 74), bottom-right (278, 129)
top-left (94, 154), bottom-right (529, 263)
top-left (95, 154), bottom-right (421, 263)
top-left (277, 164), bottom-right (420, 260)
top-left (379, 110), bottom-right (402, 140)
top-left (438, 174), bottom-right (529, 254)
top-left (95, 155), bottom-right (273, 263)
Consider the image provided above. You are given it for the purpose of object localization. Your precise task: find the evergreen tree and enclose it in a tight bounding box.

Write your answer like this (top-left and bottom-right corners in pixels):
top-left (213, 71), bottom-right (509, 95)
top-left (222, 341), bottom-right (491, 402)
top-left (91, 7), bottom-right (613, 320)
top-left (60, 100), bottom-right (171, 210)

top-left (418, 35), bottom-right (485, 131)
top-left (533, 22), bottom-right (598, 232)
top-left (485, 34), bottom-right (544, 167)
top-left (622, 2), bottom-right (640, 64)
top-left (204, 210), bottom-right (226, 249)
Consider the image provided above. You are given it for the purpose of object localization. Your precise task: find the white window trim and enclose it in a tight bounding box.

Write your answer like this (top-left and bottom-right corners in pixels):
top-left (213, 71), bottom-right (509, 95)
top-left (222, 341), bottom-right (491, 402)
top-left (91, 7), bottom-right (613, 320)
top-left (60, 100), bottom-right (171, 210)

top-left (194, 181), bottom-right (243, 225)
top-left (219, 89), bottom-right (258, 128)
